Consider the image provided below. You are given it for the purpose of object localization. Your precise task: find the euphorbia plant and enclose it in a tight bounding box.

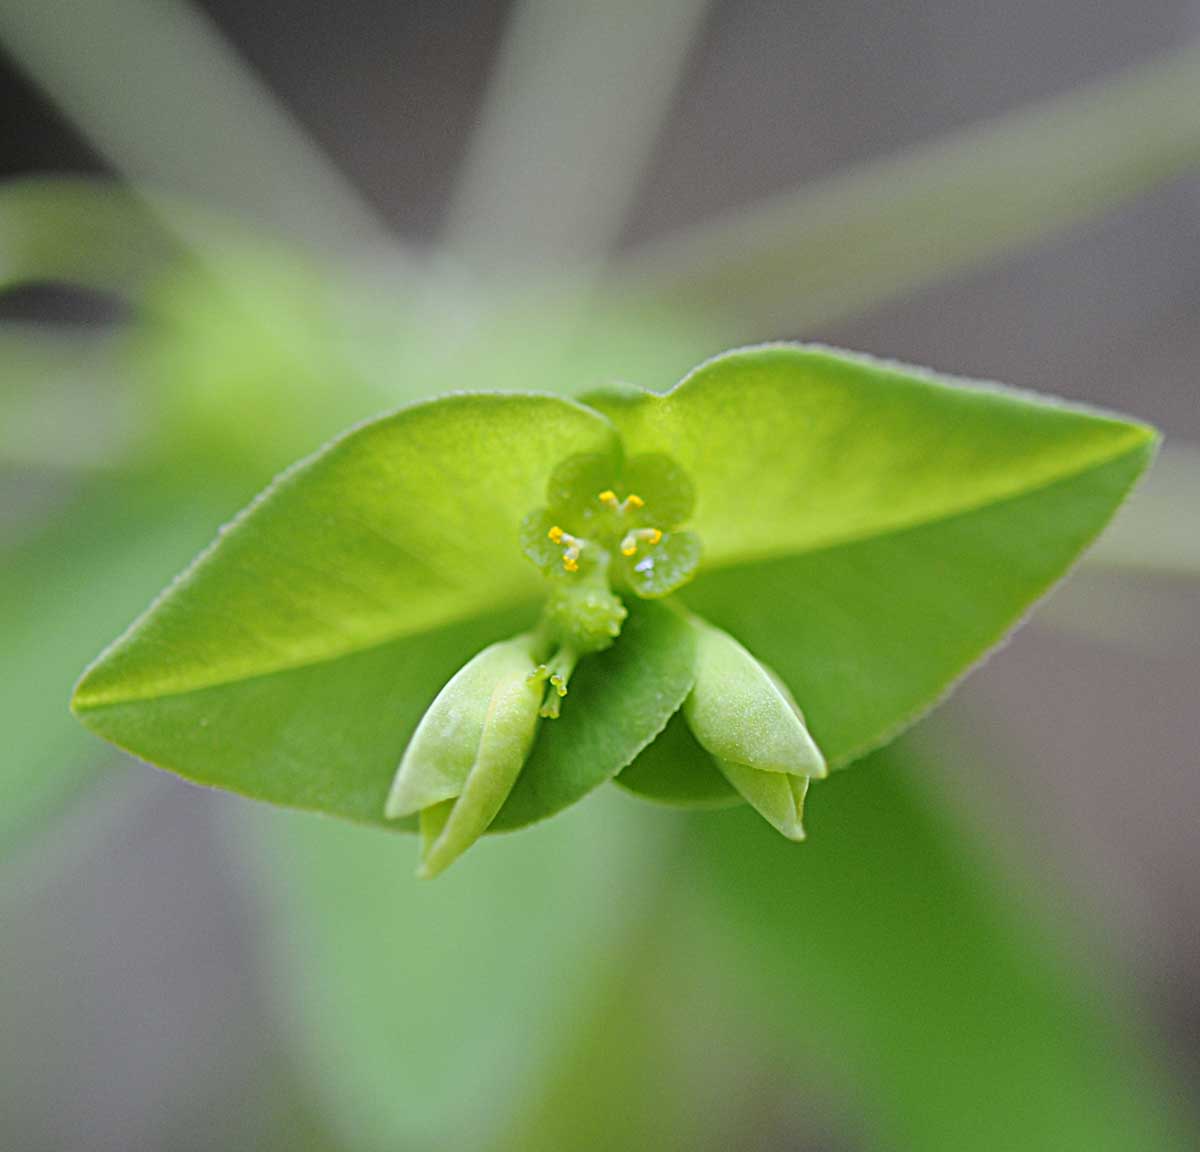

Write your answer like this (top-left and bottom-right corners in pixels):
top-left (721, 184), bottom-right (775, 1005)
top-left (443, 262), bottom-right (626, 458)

top-left (71, 344), bottom-right (1155, 875)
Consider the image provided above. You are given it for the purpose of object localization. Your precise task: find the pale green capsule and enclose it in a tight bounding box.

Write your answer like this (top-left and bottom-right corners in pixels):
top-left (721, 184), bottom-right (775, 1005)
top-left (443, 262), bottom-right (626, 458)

top-left (385, 637), bottom-right (530, 819)
top-left (385, 633), bottom-right (543, 877)
top-left (715, 757), bottom-right (809, 840)
top-left (720, 661), bottom-right (814, 837)
top-left (683, 620), bottom-right (826, 779)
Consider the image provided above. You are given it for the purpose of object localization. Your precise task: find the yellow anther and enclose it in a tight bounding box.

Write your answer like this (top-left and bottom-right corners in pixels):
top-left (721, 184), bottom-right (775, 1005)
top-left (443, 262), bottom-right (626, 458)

top-left (547, 524), bottom-right (584, 572)
top-left (620, 527), bottom-right (663, 557)
top-left (598, 490), bottom-right (646, 515)
top-left (562, 535), bottom-right (583, 572)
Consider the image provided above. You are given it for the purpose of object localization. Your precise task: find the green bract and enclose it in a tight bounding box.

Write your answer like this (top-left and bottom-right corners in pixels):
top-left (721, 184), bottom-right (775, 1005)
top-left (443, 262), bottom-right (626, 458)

top-left (71, 345), bottom-right (1156, 875)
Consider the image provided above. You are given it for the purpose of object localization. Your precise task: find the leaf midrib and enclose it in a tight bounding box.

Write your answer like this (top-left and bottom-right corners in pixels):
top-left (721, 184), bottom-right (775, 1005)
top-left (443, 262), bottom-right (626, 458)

top-left (699, 424), bottom-right (1154, 575)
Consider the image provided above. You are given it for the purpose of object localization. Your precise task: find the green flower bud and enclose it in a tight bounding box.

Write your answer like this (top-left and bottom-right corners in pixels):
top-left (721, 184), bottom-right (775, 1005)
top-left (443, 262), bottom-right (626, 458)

top-left (385, 634), bottom-right (543, 878)
top-left (683, 618), bottom-right (826, 839)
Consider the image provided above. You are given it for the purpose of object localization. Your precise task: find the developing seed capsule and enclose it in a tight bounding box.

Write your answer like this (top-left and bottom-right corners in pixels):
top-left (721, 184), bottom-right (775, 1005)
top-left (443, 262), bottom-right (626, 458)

top-left (385, 633), bottom-right (543, 877)
top-left (714, 757), bottom-right (810, 841)
top-left (683, 618), bottom-right (825, 838)
top-left (683, 620), bottom-right (826, 777)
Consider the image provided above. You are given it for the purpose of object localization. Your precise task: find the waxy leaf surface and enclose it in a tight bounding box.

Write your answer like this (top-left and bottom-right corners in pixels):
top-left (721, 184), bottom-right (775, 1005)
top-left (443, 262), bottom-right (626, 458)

top-left (602, 344), bottom-right (1155, 793)
top-left (72, 394), bottom-right (621, 827)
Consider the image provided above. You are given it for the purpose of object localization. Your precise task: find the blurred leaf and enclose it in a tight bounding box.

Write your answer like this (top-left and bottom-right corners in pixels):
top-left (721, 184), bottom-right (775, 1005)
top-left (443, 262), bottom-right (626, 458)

top-left (0, 485), bottom-right (222, 858)
top-left (241, 788), bottom-right (663, 1151)
top-left (137, 264), bottom-right (712, 475)
top-left (72, 395), bottom-right (618, 827)
top-left (494, 850), bottom-right (738, 1152)
top-left (0, 177), bottom-right (717, 475)
top-left (134, 247), bottom-right (403, 479)
top-left (507, 737), bottom-right (1191, 1149)
top-left (683, 739), bottom-right (1190, 1150)
top-left (596, 345), bottom-right (1155, 767)
top-left (499, 744), bottom-right (1190, 1147)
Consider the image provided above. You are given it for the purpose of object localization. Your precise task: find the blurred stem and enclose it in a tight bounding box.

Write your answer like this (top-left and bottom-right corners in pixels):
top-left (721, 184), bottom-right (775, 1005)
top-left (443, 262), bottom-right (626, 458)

top-left (1036, 569), bottom-right (1200, 654)
top-left (612, 41), bottom-right (1200, 337)
top-left (440, 0), bottom-right (712, 277)
top-left (0, 0), bottom-right (405, 262)
top-left (1085, 442), bottom-right (1200, 577)
top-left (1036, 437), bottom-right (1200, 649)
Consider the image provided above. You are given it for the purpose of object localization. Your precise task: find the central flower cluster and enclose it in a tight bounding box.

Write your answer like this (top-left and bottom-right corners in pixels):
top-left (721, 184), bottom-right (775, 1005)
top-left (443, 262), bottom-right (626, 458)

top-left (385, 448), bottom-right (825, 879)
top-left (519, 451), bottom-right (703, 717)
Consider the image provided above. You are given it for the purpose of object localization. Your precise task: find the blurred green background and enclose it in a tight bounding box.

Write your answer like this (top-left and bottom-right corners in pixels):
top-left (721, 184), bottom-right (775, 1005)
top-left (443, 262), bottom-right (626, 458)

top-left (1, 2), bottom-right (1198, 1149)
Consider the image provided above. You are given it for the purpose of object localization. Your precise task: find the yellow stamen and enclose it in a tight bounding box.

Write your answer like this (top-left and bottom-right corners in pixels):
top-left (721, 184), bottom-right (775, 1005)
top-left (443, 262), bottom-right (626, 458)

top-left (561, 535), bottom-right (582, 572)
top-left (621, 527), bottom-right (663, 557)
top-left (548, 524), bottom-right (584, 572)
top-left (598, 490), bottom-right (647, 515)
